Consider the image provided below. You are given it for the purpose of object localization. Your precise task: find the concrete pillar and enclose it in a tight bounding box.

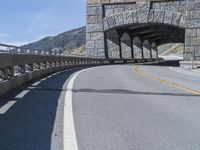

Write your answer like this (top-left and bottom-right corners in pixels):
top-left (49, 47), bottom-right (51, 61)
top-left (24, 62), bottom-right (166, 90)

top-left (119, 35), bottom-right (122, 59)
top-left (131, 38), bottom-right (134, 59)
top-left (141, 42), bottom-right (144, 60)
top-left (106, 30), bottom-right (121, 59)
top-left (156, 48), bottom-right (159, 59)
top-left (151, 42), bottom-right (157, 59)
top-left (150, 44), bottom-right (153, 60)
top-left (104, 32), bottom-right (108, 59)
top-left (86, 4), bottom-right (105, 58)
top-left (143, 40), bottom-right (151, 59)
top-left (121, 33), bottom-right (132, 59)
top-left (133, 37), bottom-right (142, 60)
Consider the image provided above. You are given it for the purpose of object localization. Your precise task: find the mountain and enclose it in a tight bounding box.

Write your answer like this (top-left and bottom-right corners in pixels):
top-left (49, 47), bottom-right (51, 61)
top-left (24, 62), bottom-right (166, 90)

top-left (160, 43), bottom-right (184, 56)
top-left (22, 26), bottom-right (86, 54)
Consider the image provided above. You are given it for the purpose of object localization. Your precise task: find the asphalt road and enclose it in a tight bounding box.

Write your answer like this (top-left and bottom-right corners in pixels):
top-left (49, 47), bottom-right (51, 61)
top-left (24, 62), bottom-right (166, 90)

top-left (0, 64), bottom-right (200, 150)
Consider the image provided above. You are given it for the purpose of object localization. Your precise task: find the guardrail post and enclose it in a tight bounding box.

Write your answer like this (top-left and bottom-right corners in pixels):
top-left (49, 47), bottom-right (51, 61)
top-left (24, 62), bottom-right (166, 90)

top-left (64, 61), bottom-right (68, 66)
top-left (9, 67), bottom-right (14, 77)
top-left (36, 63), bottom-right (41, 70)
top-left (28, 64), bottom-right (34, 71)
top-left (3, 69), bottom-right (8, 80)
top-left (18, 65), bottom-right (26, 74)
top-left (57, 61), bottom-right (60, 67)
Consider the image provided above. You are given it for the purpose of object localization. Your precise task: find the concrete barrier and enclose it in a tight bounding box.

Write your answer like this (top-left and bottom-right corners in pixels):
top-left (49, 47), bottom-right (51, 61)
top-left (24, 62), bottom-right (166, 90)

top-left (180, 61), bottom-right (200, 69)
top-left (0, 52), bottom-right (109, 97)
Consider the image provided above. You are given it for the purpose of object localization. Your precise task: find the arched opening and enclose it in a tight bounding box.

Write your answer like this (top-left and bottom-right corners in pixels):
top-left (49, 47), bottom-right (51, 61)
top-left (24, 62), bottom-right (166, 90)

top-left (105, 23), bottom-right (185, 60)
top-left (106, 30), bottom-right (120, 59)
top-left (121, 33), bottom-right (132, 59)
top-left (151, 42), bottom-right (158, 59)
top-left (133, 37), bottom-right (142, 59)
top-left (143, 40), bottom-right (151, 59)
top-left (158, 43), bottom-right (184, 60)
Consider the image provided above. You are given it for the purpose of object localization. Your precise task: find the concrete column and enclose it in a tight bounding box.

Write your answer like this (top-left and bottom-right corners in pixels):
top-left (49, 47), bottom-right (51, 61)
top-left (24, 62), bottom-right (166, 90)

top-left (151, 42), bottom-right (157, 59)
top-left (86, 4), bottom-right (105, 58)
top-left (150, 43), bottom-right (153, 60)
top-left (119, 35), bottom-right (122, 59)
top-left (131, 38), bottom-right (134, 60)
top-left (141, 42), bottom-right (144, 60)
top-left (143, 40), bottom-right (151, 60)
top-left (133, 37), bottom-right (142, 60)
top-left (156, 48), bottom-right (159, 59)
top-left (121, 33), bottom-right (132, 59)
top-left (104, 32), bottom-right (108, 59)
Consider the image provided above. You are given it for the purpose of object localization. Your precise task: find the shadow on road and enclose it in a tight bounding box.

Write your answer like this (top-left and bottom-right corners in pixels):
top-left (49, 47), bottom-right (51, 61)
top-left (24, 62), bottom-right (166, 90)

top-left (0, 68), bottom-right (82, 150)
top-left (73, 88), bottom-right (200, 97)
top-left (142, 60), bottom-right (181, 67)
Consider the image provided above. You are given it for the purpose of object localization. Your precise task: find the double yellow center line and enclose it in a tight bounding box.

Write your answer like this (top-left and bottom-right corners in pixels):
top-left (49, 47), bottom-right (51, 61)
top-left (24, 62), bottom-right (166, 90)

top-left (134, 66), bottom-right (200, 95)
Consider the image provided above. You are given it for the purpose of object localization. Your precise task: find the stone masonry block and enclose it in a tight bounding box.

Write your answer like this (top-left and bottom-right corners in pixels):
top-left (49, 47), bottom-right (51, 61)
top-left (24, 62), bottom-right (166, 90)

top-left (114, 13), bottom-right (124, 26)
top-left (183, 52), bottom-right (195, 61)
top-left (103, 18), bottom-right (109, 30)
top-left (107, 16), bottom-right (116, 28)
top-left (86, 41), bottom-right (95, 49)
top-left (87, 15), bottom-right (102, 24)
top-left (163, 11), bottom-right (173, 25)
top-left (123, 11), bottom-right (133, 24)
top-left (90, 32), bottom-right (104, 40)
top-left (195, 46), bottom-right (200, 59)
top-left (87, 24), bottom-right (103, 32)
top-left (186, 19), bottom-right (200, 28)
top-left (153, 10), bottom-right (165, 23)
top-left (171, 12), bottom-right (182, 26)
top-left (185, 46), bottom-right (195, 53)
top-left (95, 40), bottom-right (105, 49)
top-left (191, 36), bottom-right (200, 46)
top-left (87, 5), bottom-right (103, 15)
top-left (185, 29), bottom-right (197, 37)
top-left (185, 37), bottom-right (191, 46)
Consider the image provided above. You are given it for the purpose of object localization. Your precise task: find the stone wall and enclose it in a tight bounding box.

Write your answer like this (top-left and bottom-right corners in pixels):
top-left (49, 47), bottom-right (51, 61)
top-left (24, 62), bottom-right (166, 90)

top-left (86, 0), bottom-right (200, 61)
top-left (86, 4), bottom-right (105, 58)
top-left (185, 0), bottom-right (200, 61)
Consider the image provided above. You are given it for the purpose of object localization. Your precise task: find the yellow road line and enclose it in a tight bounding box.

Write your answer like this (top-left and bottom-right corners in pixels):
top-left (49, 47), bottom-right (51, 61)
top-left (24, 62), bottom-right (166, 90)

top-left (134, 66), bottom-right (200, 95)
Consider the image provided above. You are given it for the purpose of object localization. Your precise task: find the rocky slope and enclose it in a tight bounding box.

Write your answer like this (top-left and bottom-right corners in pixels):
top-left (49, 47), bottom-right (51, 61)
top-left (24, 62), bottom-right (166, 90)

top-left (22, 26), bottom-right (86, 54)
top-left (160, 44), bottom-right (184, 56)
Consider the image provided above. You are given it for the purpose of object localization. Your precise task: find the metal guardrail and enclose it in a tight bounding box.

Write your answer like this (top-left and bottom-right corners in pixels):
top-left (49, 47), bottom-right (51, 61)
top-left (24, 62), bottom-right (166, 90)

top-left (0, 43), bottom-right (102, 59)
top-left (0, 43), bottom-right (111, 81)
top-left (0, 43), bottom-right (159, 82)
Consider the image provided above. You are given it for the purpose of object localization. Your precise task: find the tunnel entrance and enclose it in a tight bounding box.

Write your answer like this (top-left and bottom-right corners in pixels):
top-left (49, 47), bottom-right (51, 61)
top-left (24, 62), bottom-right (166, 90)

top-left (105, 23), bottom-right (185, 60)
top-left (86, 0), bottom-right (200, 62)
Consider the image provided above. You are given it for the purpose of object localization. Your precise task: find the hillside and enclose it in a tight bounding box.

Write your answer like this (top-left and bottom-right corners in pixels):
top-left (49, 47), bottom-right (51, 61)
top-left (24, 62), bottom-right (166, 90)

top-left (22, 26), bottom-right (86, 54)
top-left (160, 43), bottom-right (184, 56)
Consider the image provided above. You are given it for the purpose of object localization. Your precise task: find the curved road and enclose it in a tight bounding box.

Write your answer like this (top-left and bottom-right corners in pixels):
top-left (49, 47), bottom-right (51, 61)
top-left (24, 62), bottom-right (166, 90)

top-left (0, 64), bottom-right (200, 150)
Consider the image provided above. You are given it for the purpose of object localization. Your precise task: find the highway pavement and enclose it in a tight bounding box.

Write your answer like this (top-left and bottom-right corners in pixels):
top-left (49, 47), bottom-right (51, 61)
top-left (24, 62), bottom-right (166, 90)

top-left (0, 64), bottom-right (200, 150)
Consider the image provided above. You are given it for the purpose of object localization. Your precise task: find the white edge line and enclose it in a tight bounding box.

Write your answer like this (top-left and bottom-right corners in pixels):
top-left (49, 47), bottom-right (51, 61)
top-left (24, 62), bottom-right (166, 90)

top-left (63, 68), bottom-right (88, 150)
top-left (0, 101), bottom-right (17, 114)
top-left (168, 66), bottom-right (200, 77)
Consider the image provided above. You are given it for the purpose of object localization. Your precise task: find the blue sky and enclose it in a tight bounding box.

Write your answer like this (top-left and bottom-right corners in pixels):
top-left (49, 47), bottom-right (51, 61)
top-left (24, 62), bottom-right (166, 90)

top-left (0, 0), bottom-right (86, 45)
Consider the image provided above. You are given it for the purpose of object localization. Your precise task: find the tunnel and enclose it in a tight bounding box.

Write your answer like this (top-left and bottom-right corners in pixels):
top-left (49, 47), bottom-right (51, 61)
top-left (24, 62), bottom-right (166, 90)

top-left (105, 23), bottom-right (185, 61)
